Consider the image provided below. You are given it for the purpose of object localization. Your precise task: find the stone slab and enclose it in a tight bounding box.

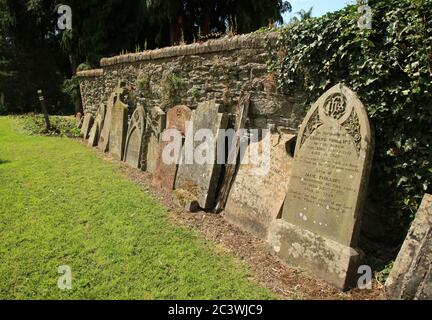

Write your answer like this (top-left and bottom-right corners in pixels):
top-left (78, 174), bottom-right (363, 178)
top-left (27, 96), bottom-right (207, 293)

top-left (269, 83), bottom-right (374, 290)
top-left (123, 105), bottom-right (146, 168)
top-left (268, 219), bottom-right (363, 290)
top-left (281, 83), bottom-right (374, 247)
top-left (153, 105), bottom-right (192, 189)
top-left (385, 194), bottom-right (432, 300)
top-left (224, 133), bottom-right (295, 240)
top-left (175, 100), bottom-right (229, 210)
top-left (109, 89), bottom-right (128, 160)
top-left (143, 107), bottom-right (166, 173)
top-left (88, 103), bottom-right (106, 147)
top-left (80, 113), bottom-right (94, 139)
top-left (98, 92), bottom-right (116, 152)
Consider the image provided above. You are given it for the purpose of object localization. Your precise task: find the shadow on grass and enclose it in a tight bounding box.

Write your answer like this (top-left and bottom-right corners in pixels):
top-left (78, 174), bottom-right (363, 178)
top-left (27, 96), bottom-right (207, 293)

top-left (0, 159), bottom-right (11, 165)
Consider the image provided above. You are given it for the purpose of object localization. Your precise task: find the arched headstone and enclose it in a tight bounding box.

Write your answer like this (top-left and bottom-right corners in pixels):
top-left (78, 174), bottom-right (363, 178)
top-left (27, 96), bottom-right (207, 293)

top-left (98, 92), bottom-right (116, 152)
top-left (123, 105), bottom-right (146, 168)
top-left (108, 84), bottom-right (129, 160)
top-left (268, 83), bottom-right (374, 290)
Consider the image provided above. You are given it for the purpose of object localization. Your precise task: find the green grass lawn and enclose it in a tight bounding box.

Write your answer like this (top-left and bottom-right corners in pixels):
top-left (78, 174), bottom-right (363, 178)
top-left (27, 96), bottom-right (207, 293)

top-left (0, 116), bottom-right (273, 300)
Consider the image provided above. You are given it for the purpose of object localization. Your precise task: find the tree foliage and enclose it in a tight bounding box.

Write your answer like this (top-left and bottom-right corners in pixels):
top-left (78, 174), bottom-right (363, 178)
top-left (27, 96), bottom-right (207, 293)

top-left (0, 0), bottom-right (291, 114)
top-left (268, 0), bottom-right (432, 241)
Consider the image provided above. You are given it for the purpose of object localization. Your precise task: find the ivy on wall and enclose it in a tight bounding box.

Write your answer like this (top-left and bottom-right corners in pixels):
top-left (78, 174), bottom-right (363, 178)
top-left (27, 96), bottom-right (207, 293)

top-left (268, 0), bottom-right (432, 241)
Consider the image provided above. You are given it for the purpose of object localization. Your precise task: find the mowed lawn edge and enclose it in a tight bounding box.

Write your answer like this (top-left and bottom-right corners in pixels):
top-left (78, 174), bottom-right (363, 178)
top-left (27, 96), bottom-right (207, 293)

top-left (0, 116), bottom-right (275, 300)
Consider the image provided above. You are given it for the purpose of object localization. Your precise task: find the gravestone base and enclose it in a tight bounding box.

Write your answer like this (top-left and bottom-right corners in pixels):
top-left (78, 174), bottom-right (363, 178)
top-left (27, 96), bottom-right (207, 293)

top-left (224, 202), bottom-right (270, 240)
top-left (268, 219), bottom-right (363, 291)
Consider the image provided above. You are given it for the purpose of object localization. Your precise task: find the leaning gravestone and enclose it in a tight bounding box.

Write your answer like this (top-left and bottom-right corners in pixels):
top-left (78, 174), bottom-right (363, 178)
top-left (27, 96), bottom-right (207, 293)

top-left (98, 92), bottom-right (116, 152)
top-left (268, 83), bottom-right (374, 290)
top-left (385, 193), bottom-right (432, 300)
top-left (224, 133), bottom-right (296, 240)
top-left (176, 100), bottom-right (229, 210)
top-left (80, 113), bottom-right (94, 139)
top-left (109, 86), bottom-right (129, 160)
top-left (143, 107), bottom-right (166, 173)
top-left (88, 103), bottom-right (106, 147)
top-left (153, 105), bottom-right (192, 190)
top-left (123, 105), bottom-right (146, 168)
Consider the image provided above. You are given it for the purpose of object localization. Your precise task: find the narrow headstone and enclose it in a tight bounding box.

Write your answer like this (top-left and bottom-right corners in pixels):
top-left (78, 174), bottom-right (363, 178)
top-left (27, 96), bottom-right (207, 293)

top-left (80, 113), bottom-right (94, 139)
top-left (109, 87), bottom-right (128, 160)
top-left (143, 107), bottom-right (166, 173)
top-left (385, 194), bottom-right (432, 300)
top-left (268, 83), bottom-right (374, 290)
top-left (176, 100), bottom-right (229, 210)
top-left (224, 133), bottom-right (296, 240)
top-left (153, 105), bottom-right (192, 189)
top-left (123, 105), bottom-right (146, 168)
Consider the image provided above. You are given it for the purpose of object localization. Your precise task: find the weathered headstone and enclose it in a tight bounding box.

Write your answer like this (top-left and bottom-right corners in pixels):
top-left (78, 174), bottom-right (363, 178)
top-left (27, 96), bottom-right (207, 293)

top-left (88, 103), bottom-right (106, 147)
top-left (109, 86), bottom-right (129, 160)
top-left (80, 113), bottom-right (94, 139)
top-left (153, 105), bottom-right (192, 190)
top-left (123, 105), bottom-right (146, 168)
top-left (224, 133), bottom-right (296, 240)
top-left (143, 107), bottom-right (166, 173)
top-left (385, 194), bottom-right (432, 300)
top-left (176, 100), bottom-right (229, 210)
top-left (98, 92), bottom-right (116, 152)
top-left (268, 83), bottom-right (374, 290)
top-left (215, 95), bottom-right (250, 212)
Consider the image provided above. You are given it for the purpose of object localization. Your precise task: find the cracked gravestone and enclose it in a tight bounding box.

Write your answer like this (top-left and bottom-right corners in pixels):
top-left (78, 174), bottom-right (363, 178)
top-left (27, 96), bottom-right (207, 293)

top-left (98, 92), bottom-right (116, 152)
top-left (123, 105), bottom-right (146, 168)
top-left (153, 105), bottom-right (192, 190)
top-left (267, 83), bottom-right (374, 290)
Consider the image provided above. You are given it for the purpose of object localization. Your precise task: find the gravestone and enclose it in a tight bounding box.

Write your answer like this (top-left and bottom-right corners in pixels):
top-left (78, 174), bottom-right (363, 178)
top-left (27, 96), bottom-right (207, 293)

top-left (98, 92), bottom-right (116, 152)
top-left (268, 83), bottom-right (374, 290)
top-left (215, 95), bottom-right (250, 212)
top-left (153, 105), bottom-right (192, 190)
top-left (176, 100), bottom-right (229, 210)
top-left (109, 86), bottom-right (129, 160)
top-left (385, 194), bottom-right (432, 300)
top-left (224, 133), bottom-right (296, 240)
top-left (143, 107), bottom-right (166, 173)
top-left (80, 113), bottom-right (94, 139)
top-left (123, 105), bottom-right (146, 168)
top-left (88, 103), bottom-right (106, 147)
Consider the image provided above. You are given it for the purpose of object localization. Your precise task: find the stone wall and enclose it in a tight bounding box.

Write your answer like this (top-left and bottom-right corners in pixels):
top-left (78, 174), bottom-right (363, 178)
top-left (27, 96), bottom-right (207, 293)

top-left (77, 32), bottom-right (304, 132)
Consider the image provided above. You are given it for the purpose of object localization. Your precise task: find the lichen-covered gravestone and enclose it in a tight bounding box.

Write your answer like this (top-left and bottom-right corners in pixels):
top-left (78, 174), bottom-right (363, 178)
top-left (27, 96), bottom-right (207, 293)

top-left (268, 83), bottom-right (374, 290)
top-left (224, 133), bottom-right (296, 240)
top-left (153, 105), bottom-right (192, 190)
top-left (80, 113), bottom-right (94, 139)
top-left (123, 105), bottom-right (146, 168)
top-left (385, 193), bottom-right (432, 300)
top-left (176, 100), bottom-right (229, 210)
top-left (88, 103), bottom-right (106, 147)
top-left (108, 86), bottom-right (129, 160)
top-left (143, 107), bottom-right (166, 173)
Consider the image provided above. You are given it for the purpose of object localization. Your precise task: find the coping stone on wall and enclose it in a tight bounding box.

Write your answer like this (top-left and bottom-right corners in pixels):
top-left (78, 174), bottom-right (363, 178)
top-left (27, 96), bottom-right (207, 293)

top-left (99, 32), bottom-right (277, 67)
top-left (76, 69), bottom-right (104, 78)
